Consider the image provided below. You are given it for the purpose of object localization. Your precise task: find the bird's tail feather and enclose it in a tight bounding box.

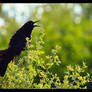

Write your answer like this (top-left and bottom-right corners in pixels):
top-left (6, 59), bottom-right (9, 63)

top-left (0, 49), bottom-right (14, 77)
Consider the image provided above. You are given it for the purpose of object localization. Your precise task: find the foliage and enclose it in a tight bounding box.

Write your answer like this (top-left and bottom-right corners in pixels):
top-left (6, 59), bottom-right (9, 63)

top-left (0, 34), bottom-right (91, 89)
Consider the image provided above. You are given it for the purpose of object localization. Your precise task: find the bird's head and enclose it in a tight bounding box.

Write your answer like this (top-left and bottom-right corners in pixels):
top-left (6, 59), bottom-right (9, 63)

top-left (24, 20), bottom-right (40, 28)
top-left (21, 20), bottom-right (40, 35)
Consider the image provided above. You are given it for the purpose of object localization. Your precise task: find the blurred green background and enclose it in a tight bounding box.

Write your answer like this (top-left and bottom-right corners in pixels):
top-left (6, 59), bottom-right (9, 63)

top-left (0, 3), bottom-right (92, 74)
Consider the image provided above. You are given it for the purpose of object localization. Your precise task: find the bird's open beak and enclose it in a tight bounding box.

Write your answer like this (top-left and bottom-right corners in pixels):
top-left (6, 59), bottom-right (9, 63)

top-left (33, 20), bottom-right (40, 27)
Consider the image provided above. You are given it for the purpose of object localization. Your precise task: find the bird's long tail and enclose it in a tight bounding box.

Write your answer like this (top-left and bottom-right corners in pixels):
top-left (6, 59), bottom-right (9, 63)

top-left (0, 48), bottom-right (14, 77)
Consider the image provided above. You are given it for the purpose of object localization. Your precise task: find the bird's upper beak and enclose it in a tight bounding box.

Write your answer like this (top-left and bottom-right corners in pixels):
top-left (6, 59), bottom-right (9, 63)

top-left (33, 20), bottom-right (40, 27)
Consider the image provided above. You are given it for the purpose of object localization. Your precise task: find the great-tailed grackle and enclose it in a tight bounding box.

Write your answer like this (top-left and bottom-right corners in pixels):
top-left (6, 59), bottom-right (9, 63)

top-left (0, 20), bottom-right (39, 77)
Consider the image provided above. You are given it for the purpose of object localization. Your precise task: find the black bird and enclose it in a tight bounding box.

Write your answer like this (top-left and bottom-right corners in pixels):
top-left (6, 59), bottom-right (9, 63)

top-left (0, 20), bottom-right (39, 77)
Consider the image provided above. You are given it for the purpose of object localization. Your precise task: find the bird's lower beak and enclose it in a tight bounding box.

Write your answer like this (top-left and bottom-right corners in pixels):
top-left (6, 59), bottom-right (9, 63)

top-left (33, 20), bottom-right (40, 23)
top-left (33, 20), bottom-right (40, 27)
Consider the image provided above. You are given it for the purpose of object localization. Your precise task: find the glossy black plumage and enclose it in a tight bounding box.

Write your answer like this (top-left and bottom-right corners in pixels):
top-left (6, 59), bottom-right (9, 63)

top-left (0, 20), bottom-right (39, 77)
